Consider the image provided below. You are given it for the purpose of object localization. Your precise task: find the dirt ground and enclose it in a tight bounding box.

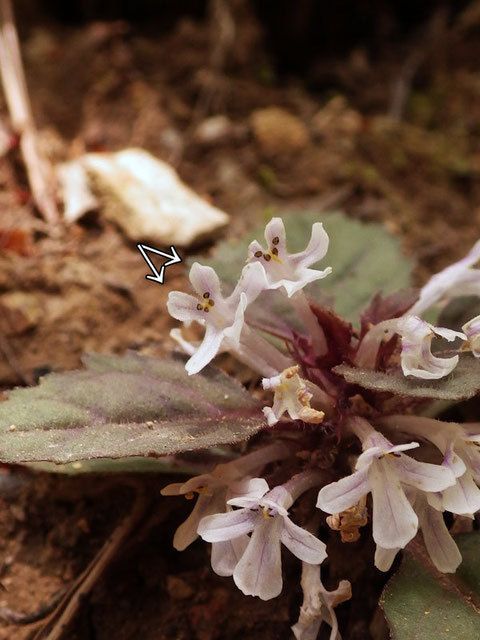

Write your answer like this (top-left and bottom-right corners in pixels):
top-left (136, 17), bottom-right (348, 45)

top-left (1, 1), bottom-right (480, 638)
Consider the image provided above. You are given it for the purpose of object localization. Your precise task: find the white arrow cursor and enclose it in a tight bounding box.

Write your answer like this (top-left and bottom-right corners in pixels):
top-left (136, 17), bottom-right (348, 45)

top-left (137, 243), bottom-right (182, 285)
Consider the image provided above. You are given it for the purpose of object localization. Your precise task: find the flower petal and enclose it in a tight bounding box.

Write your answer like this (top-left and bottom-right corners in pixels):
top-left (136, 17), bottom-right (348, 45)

top-left (316, 466), bottom-right (370, 514)
top-left (189, 262), bottom-right (222, 299)
top-left (228, 261), bottom-right (268, 308)
top-left (227, 478), bottom-right (269, 508)
top-left (233, 517), bottom-right (283, 600)
top-left (442, 442), bottom-right (467, 478)
top-left (369, 458), bottom-right (418, 548)
top-left (185, 324), bottom-right (224, 375)
top-left (281, 267), bottom-right (332, 297)
top-left (393, 455), bottom-right (455, 492)
top-left (262, 485), bottom-right (293, 514)
top-left (176, 472), bottom-right (216, 494)
top-left (357, 442), bottom-right (419, 469)
top-left (416, 495), bottom-right (462, 573)
top-left (398, 316), bottom-right (461, 379)
top-left (462, 314), bottom-right (480, 357)
top-left (426, 491), bottom-right (443, 511)
top-left (173, 492), bottom-right (225, 551)
top-left (211, 536), bottom-right (249, 577)
top-left (355, 446), bottom-right (383, 469)
top-left (456, 440), bottom-right (480, 482)
top-left (247, 239), bottom-right (264, 258)
top-left (160, 482), bottom-right (184, 496)
top-left (290, 222), bottom-right (330, 269)
top-left (433, 327), bottom-right (466, 342)
top-left (167, 291), bottom-right (205, 326)
top-left (374, 546), bottom-right (400, 572)
top-left (280, 517), bottom-right (327, 564)
top-left (198, 508), bottom-right (256, 543)
top-left (264, 217), bottom-right (287, 253)
top-left (402, 352), bottom-right (459, 380)
top-left (170, 328), bottom-right (198, 355)
top-left (388, 442), bottom-right (421, 455)
top-left (223, 292), bottom-right (247, 346)
top-left (440, 471), bottom-right (480, 515)
top-left (409, 239), bottom-right (480, 315)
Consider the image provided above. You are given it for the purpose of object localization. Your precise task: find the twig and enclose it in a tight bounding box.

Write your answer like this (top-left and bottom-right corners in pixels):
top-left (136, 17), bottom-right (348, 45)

top-left (192, 0), bottom-right (235, 121)
top-left (0, 0), bottom-right (59, 225)
top-left (29, 484), bottom-right (147, 640)
top-left (170, 0), bottom-right (235, 166)
top-left (389, 49), bottom-right (425, 122)
top-left (389, 6), bottom-right (448, 122)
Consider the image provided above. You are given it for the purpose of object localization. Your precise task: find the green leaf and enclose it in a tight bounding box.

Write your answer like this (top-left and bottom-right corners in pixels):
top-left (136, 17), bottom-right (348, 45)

top-left (0, 352), bottom-right (265, 465)
top-left (24, 449), bottom-right (233, 475)
top-left (192, 211), bottom-right (413, 328)
top-left (333, 356), bottom-right (480, 400)
top-left (381, 534), bottom-right (480, 640)
top-left (24, 457), bottom-right (195, 475)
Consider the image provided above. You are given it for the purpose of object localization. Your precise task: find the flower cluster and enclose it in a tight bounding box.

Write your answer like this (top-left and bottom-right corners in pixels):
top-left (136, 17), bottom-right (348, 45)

top-left (162, 449), bottom-right (327, 600)
top-left (356, 241), bottom-right (480, 377)
top-left (164, 218), bottom-right (480, 638)
top-left (168, 217), bottom-right (332, 375)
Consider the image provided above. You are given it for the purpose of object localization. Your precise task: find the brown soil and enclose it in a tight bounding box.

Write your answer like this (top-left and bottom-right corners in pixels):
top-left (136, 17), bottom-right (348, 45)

top-left (1, 1), bottom-right (480, 638)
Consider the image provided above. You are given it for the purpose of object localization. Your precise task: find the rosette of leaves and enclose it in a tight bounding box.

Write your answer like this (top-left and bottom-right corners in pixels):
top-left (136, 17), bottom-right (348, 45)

top-left (2, 210), bottom-right (480, 638)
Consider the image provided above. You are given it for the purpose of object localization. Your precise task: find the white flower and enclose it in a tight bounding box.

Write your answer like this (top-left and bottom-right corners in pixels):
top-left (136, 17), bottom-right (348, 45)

top-left (397, 316), bottom-right (464, 379)
top-left (375, 491), bottom-right (461, 574)
top-left (421, 434), bottom-right (480, 517)
top-left (161, 469), bottom-right (235, 552)
top-left (198, 475), bottom-right (327, 600)
top-left (316, 418), bottom-right (456, 549)
top-left (292, 563), bottom-right (351, 640)
top-left (247, 217), bottom-right (332, 297)
top-left (380, 415), bottom-right (480, 516)
top-left (462, 315), bottom-right (480, 357)
top-left (209, 535), bottom-right (250, 578)
top-left (262, 365), bottom-right (325, 426)
top-left (169, 327), bottom-right (199, 356)
top-left (453, 425), bottom-right (480, 484)
top-left (409, 239), bottom-right (480, 316)
top-left (161, 442), bottom-right (290, 550)
top-left (356, 316), bottom-right (465, 379)
top-left (167, 261), bottom-right (267, 375)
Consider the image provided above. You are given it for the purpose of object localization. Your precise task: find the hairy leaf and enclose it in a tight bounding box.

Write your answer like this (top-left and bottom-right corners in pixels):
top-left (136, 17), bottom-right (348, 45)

top-left (191, 211), bottom-right (413, 329)
top-left (25, 458), bottom-right (197, 474)
top-left (333, 356), bottom-right (480, 400)
top-left (25, 446), bottom-right (234, 475)
top-left (381, 534), bottom-right (480, 640)
top-left (0, 352), bottom-right (265, 465)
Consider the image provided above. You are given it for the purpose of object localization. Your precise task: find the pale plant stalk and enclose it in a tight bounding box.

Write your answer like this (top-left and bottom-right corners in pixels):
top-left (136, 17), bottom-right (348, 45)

top-left (0, 0), bottom-right (59, 224)
top-left (237, 325), bottom-right (293, 377)
top-left (291, 289), bottom-right (328, 356)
